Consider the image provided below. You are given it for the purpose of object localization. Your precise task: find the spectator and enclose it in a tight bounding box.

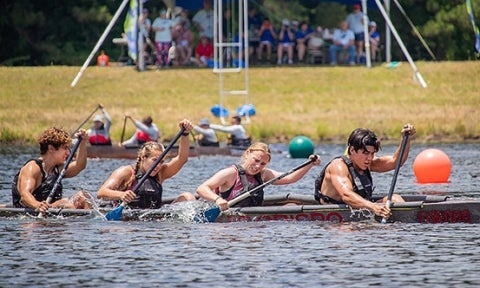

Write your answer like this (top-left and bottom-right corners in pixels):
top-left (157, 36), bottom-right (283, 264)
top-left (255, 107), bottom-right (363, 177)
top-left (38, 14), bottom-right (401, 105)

top-left (174, 19), bottom-right (194, 66)
top-left (308, 26), bottom-right (325, 51)
top-left (192, 0), bottom-right (214, 41)
top-left (87, 105), bottom-right (112, 146)
top-left (139, 8), bottom-right (152, 64)
top-left (97, 50), bottom-right (109, 67)
top-left (152, 9), bottom-right (173, 68)
top-left (257, 17), bottom-right (277, 64)
top-left (247, 7), bottom-right (262, 60)
top-left (193, 118), bottom-right (219, 147)
top-left (190, 35), bottom-right (214, 67)
top-left (329, 20), bottom-right (356, 65)
top-left (346, 4), bottom-right (368, 63)
top-left (121, 114), bottom-right (160, 148)
top-left (276, 18), bottom-right (295, 65)
top-left (295, 22), bottom-right (314, 63)
top-left (369, 21), bottom-right (380, 62)
top-left (210, 115), bottom-right (251, 147)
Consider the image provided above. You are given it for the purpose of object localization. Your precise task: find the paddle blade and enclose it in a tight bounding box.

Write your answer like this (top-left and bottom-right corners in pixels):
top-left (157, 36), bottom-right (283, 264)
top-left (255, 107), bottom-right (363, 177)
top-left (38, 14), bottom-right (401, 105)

top-left (105, 205), bottom-right (124, 221)
top-left (194, 206), bottom-right (221, 223)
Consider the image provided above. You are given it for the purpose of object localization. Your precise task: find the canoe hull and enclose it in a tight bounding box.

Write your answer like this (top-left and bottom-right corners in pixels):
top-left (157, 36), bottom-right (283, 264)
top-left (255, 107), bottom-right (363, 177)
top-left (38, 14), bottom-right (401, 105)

top-left (1, 195), bottom-right (479, 224)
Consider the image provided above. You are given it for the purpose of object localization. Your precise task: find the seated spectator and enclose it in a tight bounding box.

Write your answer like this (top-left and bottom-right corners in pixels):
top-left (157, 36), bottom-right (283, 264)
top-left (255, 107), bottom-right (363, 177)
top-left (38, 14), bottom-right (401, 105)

top-left (232, 31), bottom-right (248, 67)
top-left (257, 17), bottom-right (277, 64)
top-left (210, 116), bottom-right (251, 147)
top-left (190, 35), bottom-right (214, 68)
top-left (277, 19), bottom-right (295, 65)
top-left (369, 21), bottom-right (380, 62)
top-left (295, 22), bottom-right (314, 63)
top-left (121, 114), bottom-right (160, 148)
top-left (193, 118), bottom-right (219, 147)
top-left (307, 26), bottom-right (325, 64)
top-left (173, 19), bottom-right (193, 66)
top-left (308, 26), bottom-right (325, 50)
top-left (329, 20), bottom-right (356, 65)
top-left (87, 105), bottom-right (112, 146)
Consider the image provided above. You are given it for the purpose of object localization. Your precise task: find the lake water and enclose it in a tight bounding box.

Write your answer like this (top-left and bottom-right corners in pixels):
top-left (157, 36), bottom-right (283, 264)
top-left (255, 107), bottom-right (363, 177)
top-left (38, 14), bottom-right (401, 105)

top-left (0, 143), bottom-right (479, 287)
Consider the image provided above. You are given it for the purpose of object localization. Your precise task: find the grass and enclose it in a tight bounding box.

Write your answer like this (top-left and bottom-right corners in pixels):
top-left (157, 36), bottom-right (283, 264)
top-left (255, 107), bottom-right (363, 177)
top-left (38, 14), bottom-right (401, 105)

top-left (1, 61), bottom-right (479, 146)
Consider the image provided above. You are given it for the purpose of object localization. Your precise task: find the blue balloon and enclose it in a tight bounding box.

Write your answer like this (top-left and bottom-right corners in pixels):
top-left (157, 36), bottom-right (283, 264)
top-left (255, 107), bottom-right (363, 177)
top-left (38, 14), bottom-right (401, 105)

top-left (237, 104), bottom-right (256, 117)
top-left (210, 105), bottom-right (229, 117)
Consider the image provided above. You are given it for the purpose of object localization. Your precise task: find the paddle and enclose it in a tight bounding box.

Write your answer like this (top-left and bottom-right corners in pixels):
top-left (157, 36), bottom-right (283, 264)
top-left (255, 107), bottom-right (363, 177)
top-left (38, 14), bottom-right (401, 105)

top-left (38, 136), bottom-right (83, 218)
top-left (120, 115), bottom-right (128, 144)
top-left (381, 132), bottom-right (410, 224)
top-left (200, 156), bottom-right (318, 223)
top-left (105, 127), bottom-right (186, 221)
top-left (72, 105), bottom-right (101, 136)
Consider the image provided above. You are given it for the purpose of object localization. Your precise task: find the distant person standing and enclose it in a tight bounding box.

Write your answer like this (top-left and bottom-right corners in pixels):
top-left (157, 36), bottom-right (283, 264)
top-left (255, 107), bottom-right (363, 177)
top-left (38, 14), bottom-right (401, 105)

top-left (139, 8), bottom-right (152, 63)
top-left (121, 114), bottom-right (160, 147)
top-left (210, 116), bottom-right (251, 147)
top-left (193, 118), bottom-right (219, 147)
top-left (152, 9), bottom-right (173, 68)
top-left (87, 104), bottom-right (112, 146)
top-left (346, 4), bottom-right (368, 63)
top-left (193, 0), bottom-right (214, 41)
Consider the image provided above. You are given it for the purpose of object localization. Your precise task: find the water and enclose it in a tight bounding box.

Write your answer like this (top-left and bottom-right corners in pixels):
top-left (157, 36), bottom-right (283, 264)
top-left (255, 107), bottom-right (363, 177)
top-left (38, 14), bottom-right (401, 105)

top-left (1, 143), bottom-right (479, 287)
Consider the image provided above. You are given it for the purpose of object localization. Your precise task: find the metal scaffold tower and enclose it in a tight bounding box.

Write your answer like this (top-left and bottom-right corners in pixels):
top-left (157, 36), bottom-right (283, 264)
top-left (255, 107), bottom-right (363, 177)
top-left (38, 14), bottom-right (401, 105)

top-left (213, 0), bottom-right (253, 124)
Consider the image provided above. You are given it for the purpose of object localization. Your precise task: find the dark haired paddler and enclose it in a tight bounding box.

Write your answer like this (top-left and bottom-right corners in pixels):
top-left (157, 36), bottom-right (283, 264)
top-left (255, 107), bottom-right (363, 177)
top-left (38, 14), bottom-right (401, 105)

top-left (314, 124), bottom-right (416, 219)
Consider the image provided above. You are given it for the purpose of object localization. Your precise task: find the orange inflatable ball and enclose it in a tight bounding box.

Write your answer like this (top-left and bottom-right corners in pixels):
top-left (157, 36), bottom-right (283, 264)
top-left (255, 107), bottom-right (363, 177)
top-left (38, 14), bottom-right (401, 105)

top-left (413, 148), bottom-right (451, 183)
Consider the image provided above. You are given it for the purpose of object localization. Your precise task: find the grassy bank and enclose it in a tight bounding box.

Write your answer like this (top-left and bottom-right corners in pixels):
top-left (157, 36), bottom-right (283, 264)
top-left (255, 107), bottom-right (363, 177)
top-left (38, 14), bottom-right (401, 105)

top-left (1, 62), bottom-right (479, 145)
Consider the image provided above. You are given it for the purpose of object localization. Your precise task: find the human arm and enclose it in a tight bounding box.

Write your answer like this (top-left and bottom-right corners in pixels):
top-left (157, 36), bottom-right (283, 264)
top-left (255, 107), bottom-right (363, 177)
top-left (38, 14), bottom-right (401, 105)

top-left (97, 165), bottom-right (137, 203)
top-left (100, 105), bottom-right (112, 133)
top-left (326, 158), bottom-right (391, 218)
top-left (158, 119), bottom-right (193, 181)
top-left (196, 166), bottom-right (237, 211)
top-left (64, 129), bottom-right (88, 178)
top-left (210, 124), bottom-right (245, 138)
top-left (264, 154), bottom-right (321, 185)
top-left (370, 124), bottom-right (416, 173)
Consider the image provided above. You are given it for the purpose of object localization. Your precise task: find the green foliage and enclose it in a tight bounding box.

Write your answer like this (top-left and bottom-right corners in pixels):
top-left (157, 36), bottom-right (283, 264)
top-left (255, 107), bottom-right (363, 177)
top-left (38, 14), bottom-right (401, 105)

top-left (1, 0), bottom-right (480, 65)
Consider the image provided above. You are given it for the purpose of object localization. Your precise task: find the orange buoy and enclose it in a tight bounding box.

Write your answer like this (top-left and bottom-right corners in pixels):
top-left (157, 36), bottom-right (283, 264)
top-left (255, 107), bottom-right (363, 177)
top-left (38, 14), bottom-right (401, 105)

top-left (413, 148), bottom-right (451, 183)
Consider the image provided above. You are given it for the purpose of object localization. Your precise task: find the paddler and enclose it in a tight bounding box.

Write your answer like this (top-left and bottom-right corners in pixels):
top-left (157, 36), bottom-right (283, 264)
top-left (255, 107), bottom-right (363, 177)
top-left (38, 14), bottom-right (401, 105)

top-left (11, 127), bottom-right (92, 213)
top-left (314, 124), bottom-right (416, 219)
top-left (97, 119), bottom-right (196, 209)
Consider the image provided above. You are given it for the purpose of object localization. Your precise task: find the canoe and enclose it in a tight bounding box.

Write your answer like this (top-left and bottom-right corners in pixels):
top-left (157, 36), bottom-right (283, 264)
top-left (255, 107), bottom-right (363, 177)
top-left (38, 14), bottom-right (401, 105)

top-left (1, 194), bottom-right (479, 224)
top-left (86, 144), bottom-right (247, 159)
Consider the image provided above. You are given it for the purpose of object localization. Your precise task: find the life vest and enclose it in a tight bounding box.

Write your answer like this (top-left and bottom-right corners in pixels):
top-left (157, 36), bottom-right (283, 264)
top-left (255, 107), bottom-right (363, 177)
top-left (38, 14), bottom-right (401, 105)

top-left (314, 155), bottom-right (373, 204)
top-left (229, 135), bottom-right (252, 147)
top-left (219, 164), bottom-right (264, 207)
top-left (11, 159), bottom-right (63, 207)
top-left (127, 169), bottom-right (163, 209)
top-left (136, 131), bottom-right (152, 144)
top-left (88, 134), bottom-right (111, 145)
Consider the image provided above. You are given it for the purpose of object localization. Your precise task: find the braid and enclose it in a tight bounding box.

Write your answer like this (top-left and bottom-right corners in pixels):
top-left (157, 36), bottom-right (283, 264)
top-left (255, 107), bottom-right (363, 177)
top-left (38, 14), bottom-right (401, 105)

top-left (124, 141), bottom-right (164, 188)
